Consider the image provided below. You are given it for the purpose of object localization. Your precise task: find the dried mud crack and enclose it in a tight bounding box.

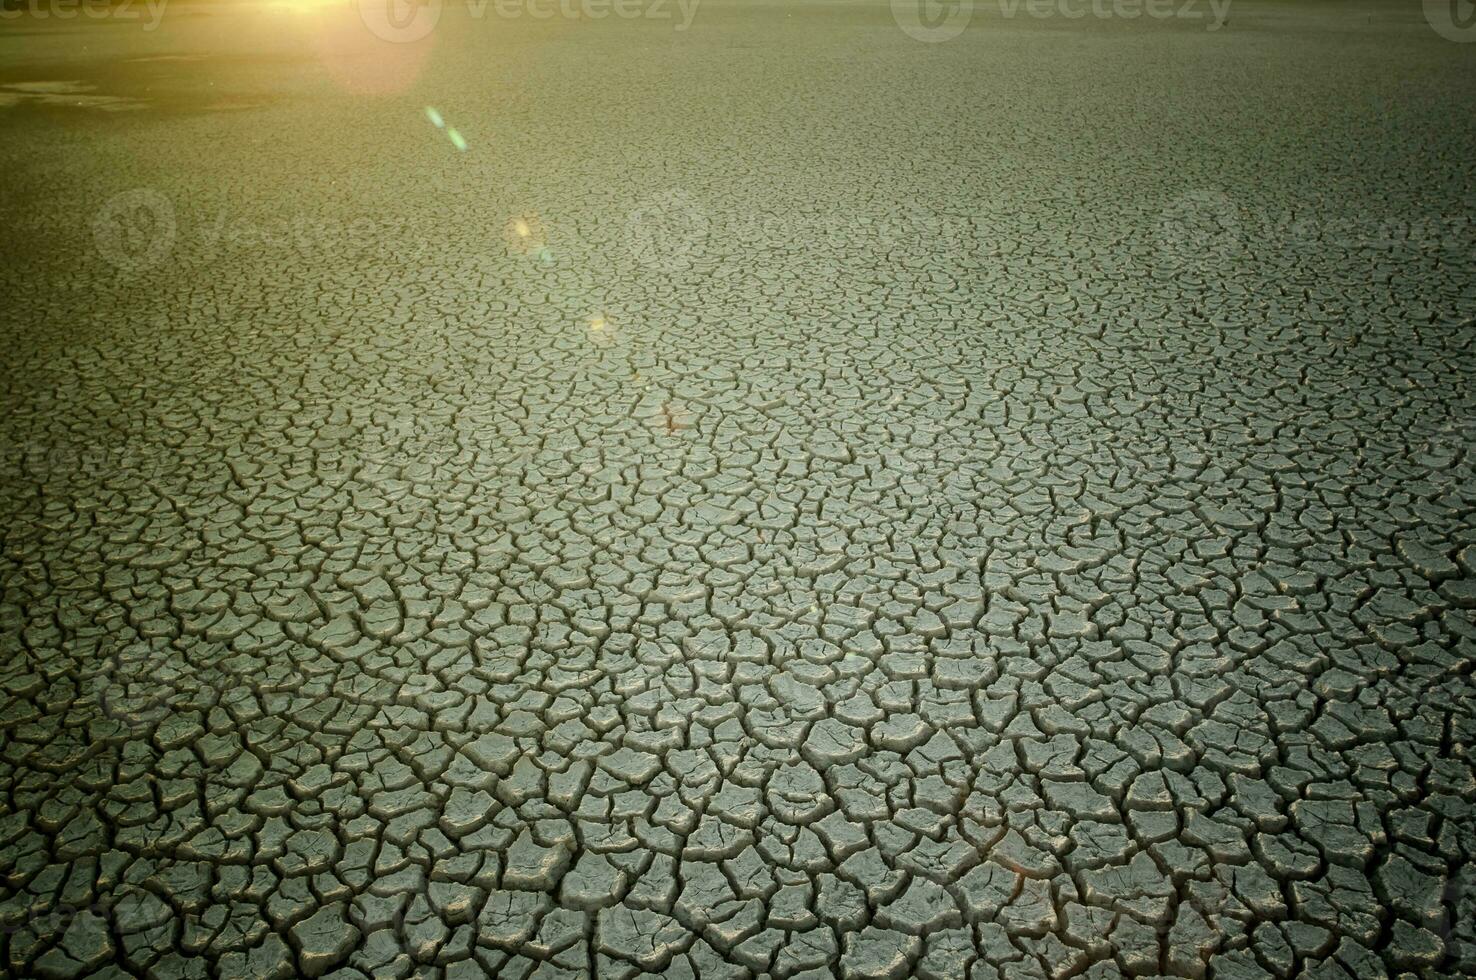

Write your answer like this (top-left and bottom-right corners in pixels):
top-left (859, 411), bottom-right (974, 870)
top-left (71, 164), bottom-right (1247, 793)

top-left (1, 2), bottom-right (1475, 978)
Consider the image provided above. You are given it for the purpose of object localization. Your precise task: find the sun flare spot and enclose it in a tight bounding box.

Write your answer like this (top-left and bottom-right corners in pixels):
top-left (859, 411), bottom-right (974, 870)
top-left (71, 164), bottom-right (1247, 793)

top-left (265, 0), bottom-right (341, 14)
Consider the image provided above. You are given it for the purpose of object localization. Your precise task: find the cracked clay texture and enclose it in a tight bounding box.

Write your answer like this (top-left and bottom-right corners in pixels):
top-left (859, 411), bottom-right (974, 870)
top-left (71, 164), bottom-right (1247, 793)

top-left (1, 1), bottom-right (1474, 978)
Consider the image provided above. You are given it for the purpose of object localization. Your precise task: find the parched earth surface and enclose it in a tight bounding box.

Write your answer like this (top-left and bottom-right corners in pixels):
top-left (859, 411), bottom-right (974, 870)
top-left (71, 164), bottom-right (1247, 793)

top-left (2, 1), bottom-right (1475, 978)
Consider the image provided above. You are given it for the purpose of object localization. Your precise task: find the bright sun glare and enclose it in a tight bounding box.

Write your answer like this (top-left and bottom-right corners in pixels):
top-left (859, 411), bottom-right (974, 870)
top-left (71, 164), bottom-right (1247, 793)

top-left (265, 0), bottom-right (344, 14)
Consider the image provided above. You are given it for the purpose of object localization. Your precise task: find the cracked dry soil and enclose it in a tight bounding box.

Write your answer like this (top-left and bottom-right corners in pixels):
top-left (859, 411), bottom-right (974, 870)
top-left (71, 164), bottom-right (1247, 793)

top-left (1, 2), bottom-right (1475, 978)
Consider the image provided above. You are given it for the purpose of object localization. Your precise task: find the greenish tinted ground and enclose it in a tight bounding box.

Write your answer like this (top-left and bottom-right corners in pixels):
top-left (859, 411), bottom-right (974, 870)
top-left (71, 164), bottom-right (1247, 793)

top-left (1, 2), bottom-right (1474, 977)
